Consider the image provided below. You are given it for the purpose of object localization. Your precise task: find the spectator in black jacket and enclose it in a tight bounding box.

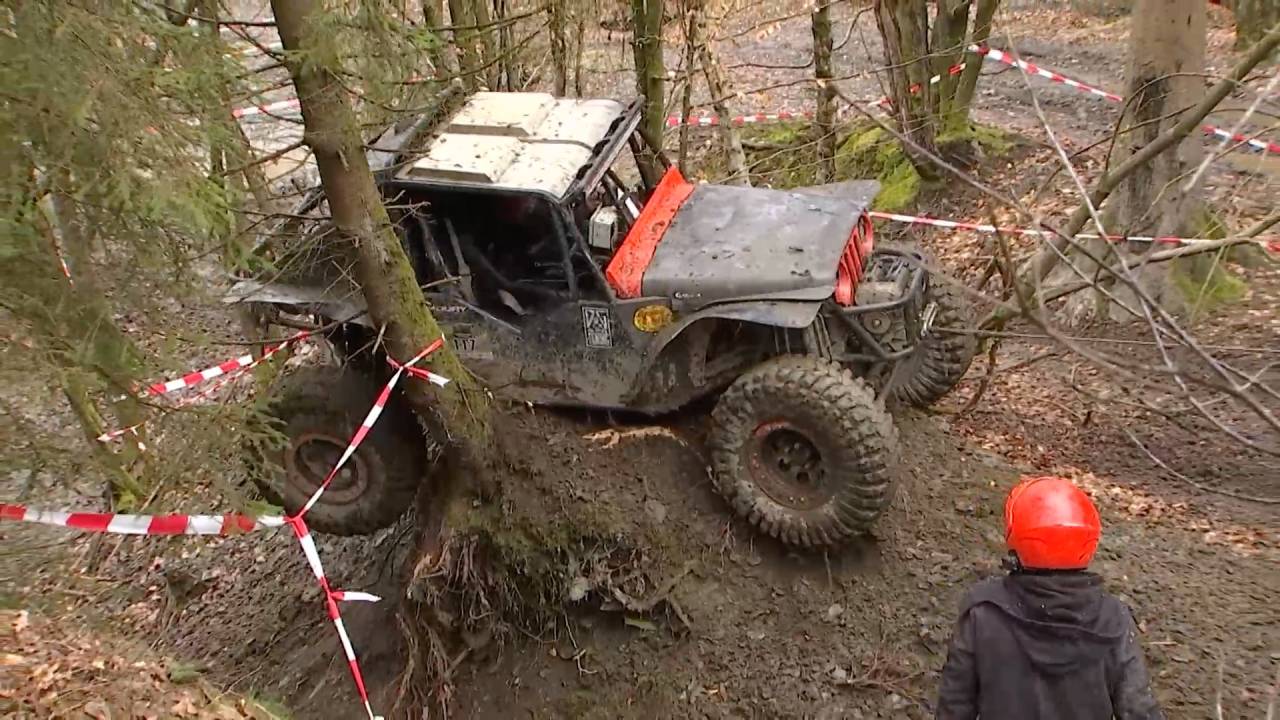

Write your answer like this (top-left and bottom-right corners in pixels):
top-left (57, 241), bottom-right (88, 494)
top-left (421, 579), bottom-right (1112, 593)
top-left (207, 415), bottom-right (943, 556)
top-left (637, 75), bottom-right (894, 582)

top-left (935, 476), bottom-right (1164, 720)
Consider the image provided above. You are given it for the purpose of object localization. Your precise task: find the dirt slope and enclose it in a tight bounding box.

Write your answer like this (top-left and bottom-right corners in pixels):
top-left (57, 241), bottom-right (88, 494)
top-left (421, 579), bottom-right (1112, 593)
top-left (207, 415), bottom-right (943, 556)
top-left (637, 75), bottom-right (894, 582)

top-left (441, 411), bottom-right (1278, 719)
top-left (3, 394), bottom-right (1274, 719)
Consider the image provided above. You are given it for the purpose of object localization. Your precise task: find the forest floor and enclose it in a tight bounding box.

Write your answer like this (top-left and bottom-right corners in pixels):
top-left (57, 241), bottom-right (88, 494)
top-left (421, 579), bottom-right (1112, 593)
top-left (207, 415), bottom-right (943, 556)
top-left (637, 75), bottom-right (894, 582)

top-left (3, 2), bottom-right (1278, 719)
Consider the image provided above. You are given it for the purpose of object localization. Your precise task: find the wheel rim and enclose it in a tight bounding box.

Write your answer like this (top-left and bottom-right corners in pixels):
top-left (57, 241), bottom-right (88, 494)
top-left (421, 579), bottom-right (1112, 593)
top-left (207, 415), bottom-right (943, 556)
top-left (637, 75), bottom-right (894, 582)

top-left (284, 432), bottom-right (371, 506)
top-left (747, 421), bottom-right (832, 510)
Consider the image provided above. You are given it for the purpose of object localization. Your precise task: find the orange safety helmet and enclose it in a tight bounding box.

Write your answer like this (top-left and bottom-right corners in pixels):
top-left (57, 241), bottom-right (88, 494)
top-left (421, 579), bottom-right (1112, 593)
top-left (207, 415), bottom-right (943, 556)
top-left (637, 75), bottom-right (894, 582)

top-left (1004, 476), bottom-right (1101, 570)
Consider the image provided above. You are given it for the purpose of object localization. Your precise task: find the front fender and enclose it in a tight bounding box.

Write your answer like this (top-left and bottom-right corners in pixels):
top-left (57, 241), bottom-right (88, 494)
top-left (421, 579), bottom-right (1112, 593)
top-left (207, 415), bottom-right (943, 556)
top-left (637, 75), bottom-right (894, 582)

top-left (663, 300), bottom-right (822, 339)
top-left (636, 299), bottom-right (822, 376)
top-left (222, 279), bottom-right (373, 327)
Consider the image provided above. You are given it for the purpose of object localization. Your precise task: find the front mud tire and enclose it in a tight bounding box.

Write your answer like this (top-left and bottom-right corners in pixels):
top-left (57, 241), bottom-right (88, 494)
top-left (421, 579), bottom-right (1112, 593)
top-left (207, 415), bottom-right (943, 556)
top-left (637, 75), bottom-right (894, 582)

top-left (891, 280), bottom-right (977, 407)
top-left (250, 366), bottom-right (429, 536)
top-left (708, 357), bottom-right (898, 548)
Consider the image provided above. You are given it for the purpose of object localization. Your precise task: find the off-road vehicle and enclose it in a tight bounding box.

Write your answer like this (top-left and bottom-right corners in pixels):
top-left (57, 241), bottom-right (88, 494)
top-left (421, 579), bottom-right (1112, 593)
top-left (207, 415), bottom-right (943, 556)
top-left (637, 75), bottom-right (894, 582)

top-left (229, 91), bottom-right (975, 547)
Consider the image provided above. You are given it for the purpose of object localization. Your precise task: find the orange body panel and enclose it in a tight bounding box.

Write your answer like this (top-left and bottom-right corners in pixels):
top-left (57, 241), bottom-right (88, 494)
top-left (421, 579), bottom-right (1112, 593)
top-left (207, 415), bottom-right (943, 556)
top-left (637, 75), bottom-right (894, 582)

top-left (605, 167), bottom-right (696, 299)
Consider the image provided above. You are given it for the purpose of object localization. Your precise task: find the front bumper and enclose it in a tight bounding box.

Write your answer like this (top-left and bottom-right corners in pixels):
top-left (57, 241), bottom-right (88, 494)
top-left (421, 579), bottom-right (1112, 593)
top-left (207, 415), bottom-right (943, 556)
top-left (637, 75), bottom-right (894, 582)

top-left (823, 247), bottom-right (931, 363)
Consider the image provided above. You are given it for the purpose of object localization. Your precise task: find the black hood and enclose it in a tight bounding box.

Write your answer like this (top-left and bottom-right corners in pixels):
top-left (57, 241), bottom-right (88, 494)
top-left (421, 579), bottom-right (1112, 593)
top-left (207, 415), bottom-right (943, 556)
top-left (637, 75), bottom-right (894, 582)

top-left (640, 183), bottom-right (873, 307)
top-left (971, 572), bottom-right (1128, 675)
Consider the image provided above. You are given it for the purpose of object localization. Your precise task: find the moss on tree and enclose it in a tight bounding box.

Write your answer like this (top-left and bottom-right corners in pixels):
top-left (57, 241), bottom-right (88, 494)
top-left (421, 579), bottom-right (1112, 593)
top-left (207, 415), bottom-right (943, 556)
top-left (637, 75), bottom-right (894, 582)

top-left (735, 121), bottom-right (1013, 212)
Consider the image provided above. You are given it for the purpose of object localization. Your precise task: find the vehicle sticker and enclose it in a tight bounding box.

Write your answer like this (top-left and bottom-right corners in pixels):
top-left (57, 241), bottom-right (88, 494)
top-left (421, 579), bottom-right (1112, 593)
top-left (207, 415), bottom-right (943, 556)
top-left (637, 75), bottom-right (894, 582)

top-left (581, 306), bottom-right (614, 348)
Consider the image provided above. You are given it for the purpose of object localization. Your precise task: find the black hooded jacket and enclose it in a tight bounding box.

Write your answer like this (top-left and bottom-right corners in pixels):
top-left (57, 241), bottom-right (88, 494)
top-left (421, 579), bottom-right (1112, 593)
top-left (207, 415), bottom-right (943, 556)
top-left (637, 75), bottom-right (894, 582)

top-left (935, 572), bottom-right (1163, 720)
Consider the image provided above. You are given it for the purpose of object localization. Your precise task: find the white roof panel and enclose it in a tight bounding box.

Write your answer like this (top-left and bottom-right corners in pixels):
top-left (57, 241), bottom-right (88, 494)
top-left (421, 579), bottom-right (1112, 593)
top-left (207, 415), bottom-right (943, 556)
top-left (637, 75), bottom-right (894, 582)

top-left (399, 92), bottom-right (627, 197)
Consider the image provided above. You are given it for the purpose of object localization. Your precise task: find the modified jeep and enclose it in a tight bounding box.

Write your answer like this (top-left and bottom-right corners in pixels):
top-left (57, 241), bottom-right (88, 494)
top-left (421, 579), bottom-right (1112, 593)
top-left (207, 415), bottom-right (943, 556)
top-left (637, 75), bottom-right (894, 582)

top-left (229, 91), bottom-right (976, 547)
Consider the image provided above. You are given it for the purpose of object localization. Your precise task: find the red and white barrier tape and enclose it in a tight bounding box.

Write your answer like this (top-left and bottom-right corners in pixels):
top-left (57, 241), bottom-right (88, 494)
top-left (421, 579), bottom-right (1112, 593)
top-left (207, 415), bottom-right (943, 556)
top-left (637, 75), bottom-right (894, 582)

top-left (970, 45), bottom-right (1122, 102)
top-left (665, 110), bottom-right (811, 128)
top-left (868, 210), bottom-right (1280, 253)
top-left (0, 504), bottom-right (283, 534)
top-left (1200, 124), bottom-right (1280, 156)
top-left (297, 338), bottom-right (446, 516)
top-left (141, 330), bottom-right (310, 398)
top-left (869, 61), bottom-right (968, 109)
top-left (99, 367), bottom-right (244, 445)
top-left (284, 514), bottom-right (383, 720)
top-left (972, 44), bottom-right (1278, 156)
top-left (99, 331), bottom-right (313, 444)
top-left (287, 337), bottom-right (445, 719)
top-left (231, 96), bottom-right (301, 120)
top-left (7, 337), bottom-right (450, 720)
top-left (1, 506), bottom-right (377, 719)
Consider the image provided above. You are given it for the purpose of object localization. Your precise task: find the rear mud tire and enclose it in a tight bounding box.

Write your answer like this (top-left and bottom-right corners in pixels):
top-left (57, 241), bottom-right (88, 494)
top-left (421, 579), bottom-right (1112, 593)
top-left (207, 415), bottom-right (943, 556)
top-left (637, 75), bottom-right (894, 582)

top-left (251, 366), bottom-right (428, 536)
top-left (891, 279), bottom-right (977, 408)
top-left (708, 357), bottom-right (898, 548)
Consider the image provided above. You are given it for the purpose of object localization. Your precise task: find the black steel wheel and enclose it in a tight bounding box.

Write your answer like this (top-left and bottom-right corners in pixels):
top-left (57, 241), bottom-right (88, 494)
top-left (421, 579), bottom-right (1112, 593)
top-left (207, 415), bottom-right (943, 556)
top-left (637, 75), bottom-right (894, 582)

top-left (709, 356), bottom-right (898, 548)
top-left (250, 366), bottom-right (428, 535)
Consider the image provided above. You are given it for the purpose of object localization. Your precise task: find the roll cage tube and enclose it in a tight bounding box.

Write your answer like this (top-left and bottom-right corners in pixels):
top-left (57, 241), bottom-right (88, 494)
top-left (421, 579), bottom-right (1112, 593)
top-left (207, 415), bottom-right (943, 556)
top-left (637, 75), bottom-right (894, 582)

top-left (566, 97), bottom-right (671, 202)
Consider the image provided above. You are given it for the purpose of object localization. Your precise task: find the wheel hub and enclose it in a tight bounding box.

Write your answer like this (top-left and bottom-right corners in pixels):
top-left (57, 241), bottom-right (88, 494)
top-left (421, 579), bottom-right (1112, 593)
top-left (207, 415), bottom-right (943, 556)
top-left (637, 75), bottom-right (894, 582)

top-left (748, 421), bottom-right (831, 510)
top-left (284, 432), bottom-right (370, 505)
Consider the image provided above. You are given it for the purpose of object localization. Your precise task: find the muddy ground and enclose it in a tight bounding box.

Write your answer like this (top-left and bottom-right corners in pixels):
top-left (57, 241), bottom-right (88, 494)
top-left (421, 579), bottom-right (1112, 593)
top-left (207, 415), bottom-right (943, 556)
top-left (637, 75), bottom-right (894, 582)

top-left (3, 1), bottom-right (1278, 719)
top-left (5, 406), bottom-right (1275, 718)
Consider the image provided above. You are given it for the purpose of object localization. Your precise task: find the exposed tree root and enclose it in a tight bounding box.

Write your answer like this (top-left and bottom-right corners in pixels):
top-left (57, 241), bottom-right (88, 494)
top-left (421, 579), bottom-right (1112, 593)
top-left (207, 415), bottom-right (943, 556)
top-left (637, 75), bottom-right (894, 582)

top-left (392, 411), bottom-right (692, 718)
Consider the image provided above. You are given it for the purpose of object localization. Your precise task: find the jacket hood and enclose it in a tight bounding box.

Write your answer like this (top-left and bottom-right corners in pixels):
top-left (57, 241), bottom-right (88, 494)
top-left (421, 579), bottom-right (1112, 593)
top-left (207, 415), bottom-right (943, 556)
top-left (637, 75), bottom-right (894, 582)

top-left (970, 572), bottom-right (1127, 676)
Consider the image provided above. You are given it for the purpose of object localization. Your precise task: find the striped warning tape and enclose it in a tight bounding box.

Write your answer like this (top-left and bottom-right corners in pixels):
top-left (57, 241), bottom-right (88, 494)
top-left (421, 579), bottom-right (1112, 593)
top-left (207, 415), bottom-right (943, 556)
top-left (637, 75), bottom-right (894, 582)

top-left (870, 61), bottom-right (969, 109)
top-left (1, 506), bottom-right (378, 719)
top-left (231, 96), bottom-right (301, 119)
top-left (141, 330), bottom-right (310, 398)
top-left (99, 331), bottom-right (314, 444)
top-left (972, 44), bottom-right (1278, 156)
top-left (296, 338), bottom-right (446, 517)
top-left (665, 110), bottom-right (811, 128)
top-left (230, 46), bottom-right (1275, 159)
top-left (867, 210), bottom-right (1280, 253)
top-left (971, 45), bottom-right (1123, 102)
top-left (5, 337), bottom-right (448, 720)
top-left (99, 367), bottom-right (246, 445)
top-left (1201, 124), bottom-right (1280, 156)
top-left (284, 514), bottom-right (383, 720)
top-left (0, 504), bottom-right (283, 534)
top-left (286, 337), bottom-right (444, 720)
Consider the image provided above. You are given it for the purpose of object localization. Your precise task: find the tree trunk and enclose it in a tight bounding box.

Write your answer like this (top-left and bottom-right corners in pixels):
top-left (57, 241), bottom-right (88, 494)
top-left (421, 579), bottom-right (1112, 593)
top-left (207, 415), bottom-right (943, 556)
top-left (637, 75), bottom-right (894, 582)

top-left (677, 0), bottom-right (696, 172)
top-left (270, 0), bottom-right (493, 520)
top-left (573, 4), bottom-right (587, 95)
top-left (632, 0), bottom-right (665, 179)
top-left (1113, 0), bottom-right (1207, 239)
top-left (944, 0), bottom-right (998, 137)
top-left (1229, 0), bottom-right (1280, 50)
top-left (874, 0), bottom-right (940, 180)
top-left (1057, 0), bottom-right (1207, 323)
top-left (495, 0), bottom-right (515, 89)
top-left (550, 0), bottom-right (569, 95)
top-left (689, 0), bottom-right (750, 186)
top-left (3, 181), bottom-right (150, 506)
top-left (422, 0), bottom-right (459, 77)
top-left (812, 0), bottom-right (837, 184)
top-left (873, 0), bottom-right (1002, 171)
top-left (469, 0), bottom-right (500, 88)
top-left (447, 0), bottom-right (482, 89)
